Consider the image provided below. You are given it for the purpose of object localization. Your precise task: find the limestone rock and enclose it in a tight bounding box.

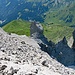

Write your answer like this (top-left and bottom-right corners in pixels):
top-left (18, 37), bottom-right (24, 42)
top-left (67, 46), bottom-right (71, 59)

top-left (68, 36), bottom-right (73, 48)
top-left (30, 21), bottom-right (43, 37)
top-left (0, 28), bottom-right (75, 75)
top-left (30, 22), bottom-right (75, 67)
top-left (0, 65), bottom-right (7, 71)
top-left (73, 30), bottom-right (75, 40)
top-left (30, 22), bottom-right (49, 45)
top-left (30, 21), bottom-right (53, 56)
top-left (72, 30), bottom-right (75, 50)
top-left (55, 37), bottom-right (75, 66)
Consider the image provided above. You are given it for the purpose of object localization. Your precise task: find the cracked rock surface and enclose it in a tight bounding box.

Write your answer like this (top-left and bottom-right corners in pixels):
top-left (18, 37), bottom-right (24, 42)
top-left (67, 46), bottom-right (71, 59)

top-left (0, 28), bottom-right (75, 75)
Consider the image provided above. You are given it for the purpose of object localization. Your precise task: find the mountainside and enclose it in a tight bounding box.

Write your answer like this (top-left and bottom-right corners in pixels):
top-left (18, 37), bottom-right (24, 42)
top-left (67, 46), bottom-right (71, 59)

top-left (43, 24), bottom-right (74, 42)
top-left (0, 28), bottom-right (75, 75)
top-left (0, 0), bottom-right (74, 26)
top-left (3, 19), bottom-right (30, 36)
top-left (44, 1), bottom-right (75, 26)
top-left (3, 20), bottom-right (74, 43)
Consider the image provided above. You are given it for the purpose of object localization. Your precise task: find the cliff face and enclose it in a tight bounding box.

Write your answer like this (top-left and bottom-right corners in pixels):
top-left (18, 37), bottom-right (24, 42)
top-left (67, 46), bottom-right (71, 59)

top-left (55, 37), bottom-right (75, 66)
top-left (72, 30), bottom-right (75, 49)
top-left (30, 22), bottom-right (75, 66)
top-left (0, 28), bottom-right (75, 75)
top-left (30, 21), bottom-right (49, 45)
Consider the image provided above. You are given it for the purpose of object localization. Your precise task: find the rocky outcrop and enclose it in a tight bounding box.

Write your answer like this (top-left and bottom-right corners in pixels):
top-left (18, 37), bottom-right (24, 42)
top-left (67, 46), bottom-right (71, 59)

top-left (30, 21), bottom-right (53, 55)
top-left (55, 37), bottom-right (75, 66)
top-left (68, 36), bottom-right (73, 48)
top-left (0, 28), bottom-right (75, 75)
top-left (30, 22), bottom-right (75, 66)
top-left (72, 30), bottom-right (75, 50)
top-left (30, 21), bottom-right (43, 37)
top-left (30, 21), bottom-right (49, 44)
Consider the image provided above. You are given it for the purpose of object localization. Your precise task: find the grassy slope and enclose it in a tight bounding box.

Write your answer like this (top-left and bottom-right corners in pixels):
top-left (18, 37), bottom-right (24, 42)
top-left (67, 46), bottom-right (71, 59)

top-left (43, 24), bottom-right (74, 43)
top-left (44, 2), bottom-right (75, 26)
top-left (3, 19), bottom-right (31, 36)
top-left (3, 19), bottom-right (74, 43)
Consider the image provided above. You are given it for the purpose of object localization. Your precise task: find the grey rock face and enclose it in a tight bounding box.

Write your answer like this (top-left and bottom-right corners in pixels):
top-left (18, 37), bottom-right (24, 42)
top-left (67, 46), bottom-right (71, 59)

top-left (30, 21), bottom-right (43, 38)
top-left (30, 22), bottom-right (50, 49)
top-left (30, 22), bottom-right (75, 66)
top-left (73, 30), bottom-right (75, 40)
top-left (72, 30), bottom-right (75, 49)
top-left (55, 37), bottom-right (75, 66)
top-left (68, 36), bottom-right (73, 48)
top-left (30, 21), bottom-right (55, 57)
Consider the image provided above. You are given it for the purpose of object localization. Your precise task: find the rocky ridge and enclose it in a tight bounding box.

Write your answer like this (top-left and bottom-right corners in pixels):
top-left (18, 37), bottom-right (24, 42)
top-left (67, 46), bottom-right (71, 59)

top-left (30, 21), bottom-right (75, 66)
top-left (0, 28), bottom-right (75, 75)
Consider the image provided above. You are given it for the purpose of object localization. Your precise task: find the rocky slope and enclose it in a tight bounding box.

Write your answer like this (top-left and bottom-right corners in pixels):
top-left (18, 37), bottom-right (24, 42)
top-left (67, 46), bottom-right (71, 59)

top-left (30, 21), bottom-right (75, 66)
top-left (0, 27), bottom-right (75, 75)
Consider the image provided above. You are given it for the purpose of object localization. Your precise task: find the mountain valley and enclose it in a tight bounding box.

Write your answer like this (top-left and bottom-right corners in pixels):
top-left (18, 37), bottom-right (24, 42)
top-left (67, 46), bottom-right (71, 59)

top-left (0, 0), bottom-right (75, 26)
top-left (0, 0), bottom-right (75, 75)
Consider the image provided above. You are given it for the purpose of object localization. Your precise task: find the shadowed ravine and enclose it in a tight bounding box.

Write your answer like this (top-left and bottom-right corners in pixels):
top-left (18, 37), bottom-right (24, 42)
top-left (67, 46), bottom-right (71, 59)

top-left (30, 21), bottom-right (75, 67)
